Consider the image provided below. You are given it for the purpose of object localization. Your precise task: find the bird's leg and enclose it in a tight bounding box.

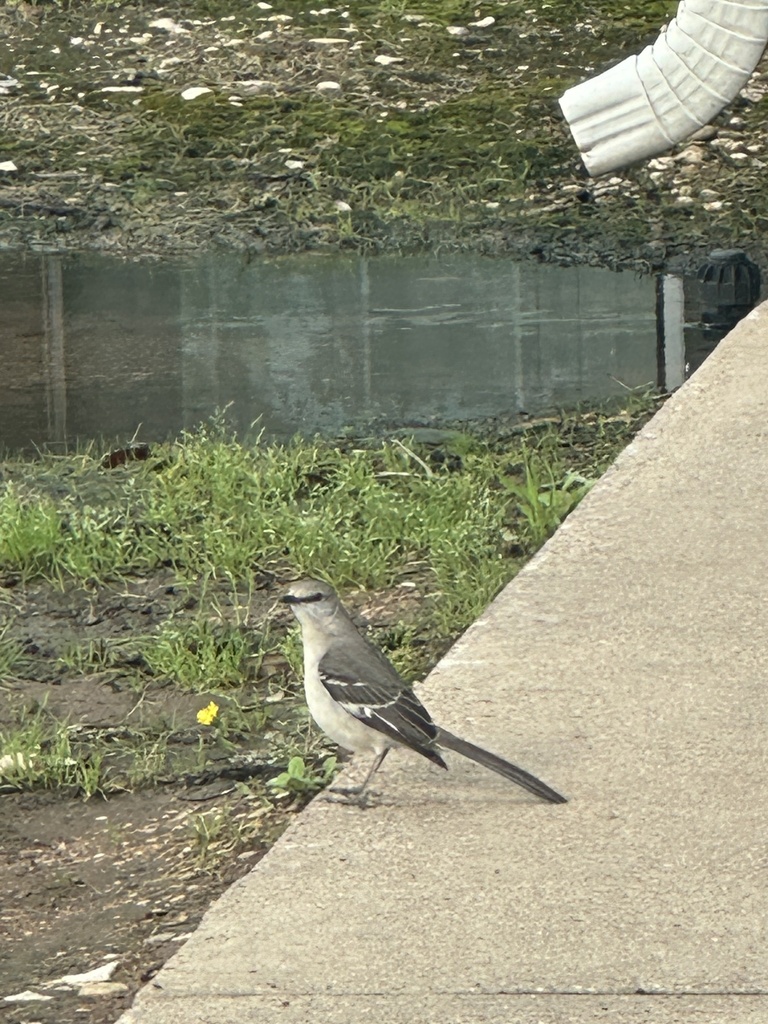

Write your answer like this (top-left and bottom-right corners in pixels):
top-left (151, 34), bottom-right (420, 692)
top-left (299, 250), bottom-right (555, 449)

top-left (325, 749), bottom-right (389, 805)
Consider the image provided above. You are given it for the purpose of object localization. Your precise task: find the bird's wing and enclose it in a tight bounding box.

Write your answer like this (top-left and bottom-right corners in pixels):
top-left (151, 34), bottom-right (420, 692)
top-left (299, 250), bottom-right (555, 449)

top-left (318, 639), bottom-right (445, 765)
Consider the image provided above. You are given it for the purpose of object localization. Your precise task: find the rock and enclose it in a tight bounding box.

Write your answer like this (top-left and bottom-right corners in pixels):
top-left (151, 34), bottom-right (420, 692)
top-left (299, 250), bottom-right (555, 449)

top-left (149, 18), bottom-right (188, 34)
top-left (78, 981), bottom-right (129, 997)
top-left (0, 749), bottom-right (27, 771)
top-left (236, 79), bottom-right (276, 96)
top-left (675, 145), bottom-right (705, 164)
top-left (181, 87), bottom-right (213, 101)
top-left (470, 16), bottom-right (495, 27)
top-left (3, 990), bottom-right (53, 1003)
top-left (690, 124), bottom-right (718, 142)
top-left (316, 81), bottom-right (341, 95)
top-left (374, 55), bottom-right (403, 65)
top-left (51, 961), bottom-right (119, 987)
top-left (446, 26), bottom-right (469, 36)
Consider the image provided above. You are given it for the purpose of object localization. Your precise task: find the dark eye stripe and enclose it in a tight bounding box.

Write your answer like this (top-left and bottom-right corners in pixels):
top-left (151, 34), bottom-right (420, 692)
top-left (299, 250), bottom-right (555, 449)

top-left (284, 591), bottom-right (325, 604)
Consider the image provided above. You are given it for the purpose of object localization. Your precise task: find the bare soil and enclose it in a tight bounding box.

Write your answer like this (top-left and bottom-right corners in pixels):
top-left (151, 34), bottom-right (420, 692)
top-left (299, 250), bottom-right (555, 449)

top-left (0, 565), bottom-right (436, 1023)
top-left (0, 572), bottom-right (302, 1024)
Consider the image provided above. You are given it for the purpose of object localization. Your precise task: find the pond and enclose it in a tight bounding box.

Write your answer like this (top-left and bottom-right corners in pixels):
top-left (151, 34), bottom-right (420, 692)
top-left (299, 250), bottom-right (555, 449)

top-left (0, 251), bottom-right (754, 452)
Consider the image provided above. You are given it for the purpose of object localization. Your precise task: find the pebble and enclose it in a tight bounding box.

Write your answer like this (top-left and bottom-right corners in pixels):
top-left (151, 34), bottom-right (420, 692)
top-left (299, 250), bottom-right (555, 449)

top-left (237, 79), bottom-right (276, 95)
top-left (149, 18), bottom-right (188, 34)
top-left (3, 990), bottom-right (53, 1003)
top-left (78, 981), bottom-right (130, 997)
top-left (181, 86), bottom-right (213, 100)
top-left (52, 962), bottom-right (119, 987)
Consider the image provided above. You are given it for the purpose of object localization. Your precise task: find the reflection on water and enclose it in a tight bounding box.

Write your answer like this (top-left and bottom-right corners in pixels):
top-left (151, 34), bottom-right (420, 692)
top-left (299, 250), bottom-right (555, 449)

top-left (0, 251), bottom-right (746, 451)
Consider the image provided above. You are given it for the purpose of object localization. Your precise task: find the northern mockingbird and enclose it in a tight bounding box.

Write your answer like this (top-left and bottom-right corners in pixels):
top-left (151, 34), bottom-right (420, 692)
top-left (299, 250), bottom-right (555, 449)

top-left (282, 578), bottom-right (567, 804)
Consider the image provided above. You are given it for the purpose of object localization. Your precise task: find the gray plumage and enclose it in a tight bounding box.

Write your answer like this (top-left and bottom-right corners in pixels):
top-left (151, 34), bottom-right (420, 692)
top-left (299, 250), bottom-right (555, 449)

top-left (282, 578), bottom-right (567, 804)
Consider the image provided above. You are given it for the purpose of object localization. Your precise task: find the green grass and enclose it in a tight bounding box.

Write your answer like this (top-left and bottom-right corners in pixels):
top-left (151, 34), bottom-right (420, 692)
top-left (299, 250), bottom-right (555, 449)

top-left (0, 702), bottom-right (106, 797)
top-left (0, 414), bottom-right (622, 614)
top-left (1, 394), bottom-right (662, 797)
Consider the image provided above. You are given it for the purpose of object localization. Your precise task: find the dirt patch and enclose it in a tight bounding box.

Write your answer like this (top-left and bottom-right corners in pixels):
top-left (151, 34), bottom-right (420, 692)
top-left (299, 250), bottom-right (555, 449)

top-left (0, 573), bottom-right (433, 1024)
top-left (0, 572), bottom-right (303, 1023)
top-left (1, 784), bottom-right (289, 1024)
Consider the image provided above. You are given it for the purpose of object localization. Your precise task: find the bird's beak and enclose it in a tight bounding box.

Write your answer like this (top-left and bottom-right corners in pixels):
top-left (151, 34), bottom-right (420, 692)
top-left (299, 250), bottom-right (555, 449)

top-left (281, 594), bottom-right (299, 604)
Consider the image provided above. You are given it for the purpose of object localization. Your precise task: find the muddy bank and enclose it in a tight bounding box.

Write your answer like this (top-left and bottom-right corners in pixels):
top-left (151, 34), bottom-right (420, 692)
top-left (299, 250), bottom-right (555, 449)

top-left (1, 1), bottom-right (767, 269)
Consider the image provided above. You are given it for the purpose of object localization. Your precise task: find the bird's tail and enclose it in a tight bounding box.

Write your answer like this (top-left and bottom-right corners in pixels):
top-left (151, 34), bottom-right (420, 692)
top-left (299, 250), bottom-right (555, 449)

top-left (436, 728), bottom-right (567, 804)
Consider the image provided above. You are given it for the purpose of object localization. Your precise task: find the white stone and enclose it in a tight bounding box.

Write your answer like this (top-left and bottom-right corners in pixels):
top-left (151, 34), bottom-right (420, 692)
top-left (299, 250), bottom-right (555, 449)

top-left (3, 991), bottom-right (53, 1003)
top-left (334, 200), bottom-right (352, 211)
top-left (316, 81), bottom-right (342, 94)
top-left (309, 37), bottom-right (349, 45)
top-left (285, 159), bottom-right (305, 169)
top-left (180, 87), bottom-right (213, 101)
top-left (78, 982), bottom-right (129, 997)
top-left (51, 962), bottom-right (119, 988)
top-left (101, 86), bottom-right (144, 93)
top-left (675, 145), bottom-right (705, 164)
top-left (446, 26), bottom-right (469, 36)
top-left (149, 18), bottom-right (188, 34)
top-left (374, 55), bottom-right (403, 65)
top-left (470, 16), bottom-right (495, 27)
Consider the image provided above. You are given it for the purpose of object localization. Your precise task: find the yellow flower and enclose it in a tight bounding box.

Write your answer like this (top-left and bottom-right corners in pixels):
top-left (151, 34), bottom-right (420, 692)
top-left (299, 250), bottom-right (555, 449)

top-left (196, 701), bottom-right (219, 726)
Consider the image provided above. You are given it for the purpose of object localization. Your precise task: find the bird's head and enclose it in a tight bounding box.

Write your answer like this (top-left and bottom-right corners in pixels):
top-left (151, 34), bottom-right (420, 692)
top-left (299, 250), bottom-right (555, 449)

top-left (281, 578), bottom-right (341, 627)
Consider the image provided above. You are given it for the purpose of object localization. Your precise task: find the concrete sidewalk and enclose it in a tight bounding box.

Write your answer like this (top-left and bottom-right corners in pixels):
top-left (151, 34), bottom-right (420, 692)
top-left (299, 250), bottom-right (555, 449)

top-left (120, 302), bottom-right (768, 1024)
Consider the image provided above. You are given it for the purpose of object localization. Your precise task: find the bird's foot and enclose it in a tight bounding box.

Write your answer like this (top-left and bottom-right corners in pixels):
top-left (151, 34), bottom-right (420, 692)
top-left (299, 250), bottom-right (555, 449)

top-left (320, 785), bottom-right (380, 808)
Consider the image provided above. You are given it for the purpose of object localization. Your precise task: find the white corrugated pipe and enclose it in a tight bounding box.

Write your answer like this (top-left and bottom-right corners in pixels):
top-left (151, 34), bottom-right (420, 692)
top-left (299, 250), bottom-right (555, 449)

top-left (559, 0), bottom-right (768, 176)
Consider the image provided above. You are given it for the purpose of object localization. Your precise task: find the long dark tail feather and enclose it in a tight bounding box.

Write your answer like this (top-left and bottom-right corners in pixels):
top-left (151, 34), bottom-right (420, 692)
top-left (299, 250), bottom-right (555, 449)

top-left (436, 728), bottom-right (567, 804)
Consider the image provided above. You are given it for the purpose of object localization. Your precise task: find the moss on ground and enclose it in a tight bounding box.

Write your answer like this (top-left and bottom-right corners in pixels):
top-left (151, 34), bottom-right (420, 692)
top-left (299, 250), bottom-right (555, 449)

top-left (0, 0), bottom-right (764, 265)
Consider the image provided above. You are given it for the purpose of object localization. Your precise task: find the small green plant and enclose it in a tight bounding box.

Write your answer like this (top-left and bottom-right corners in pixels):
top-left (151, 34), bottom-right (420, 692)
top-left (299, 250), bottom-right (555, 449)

top-left (0, 702), bottom-right (106, 798)
top-left (187, 790), bottom-right (272, 866)
top-left (502, 449), bottom-right (594, 549)
top-left (142, 618), bottom-right (254, 691)
top-left (268, 755), bottom-right (338, 798)
top-left (0, 622), bottom-right (24, 678)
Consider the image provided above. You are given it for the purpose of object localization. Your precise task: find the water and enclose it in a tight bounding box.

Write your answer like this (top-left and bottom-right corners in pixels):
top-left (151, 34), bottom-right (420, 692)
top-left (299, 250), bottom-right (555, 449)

top-left (0, 251), bottom-right (734, 452)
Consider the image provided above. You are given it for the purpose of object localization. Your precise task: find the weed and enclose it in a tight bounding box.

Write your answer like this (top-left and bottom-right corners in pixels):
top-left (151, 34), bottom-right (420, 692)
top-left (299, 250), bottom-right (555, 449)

top-left (501, 447), bottom-right (595, 549)
top-left (187, 791), bottom-right (272, 866)
top-left (0, 702), bottom-right (106, 798)
top-left (267, 755), bottom-right (338, 798)
top-left (141, 618), bottom-right (255, 692)
top-left (0, 622), bottom-right (24, 678)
